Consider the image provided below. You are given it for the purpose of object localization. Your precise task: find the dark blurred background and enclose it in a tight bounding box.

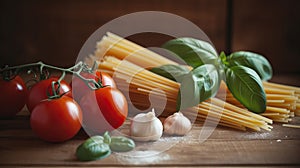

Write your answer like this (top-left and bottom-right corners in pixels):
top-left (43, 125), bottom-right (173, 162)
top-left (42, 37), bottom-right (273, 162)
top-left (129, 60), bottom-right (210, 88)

top-left (1, 0), bottom-right (300, 84)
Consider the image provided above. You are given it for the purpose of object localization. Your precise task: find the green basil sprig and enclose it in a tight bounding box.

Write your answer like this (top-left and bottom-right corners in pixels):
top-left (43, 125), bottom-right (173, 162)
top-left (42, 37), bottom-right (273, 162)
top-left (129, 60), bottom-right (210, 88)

top-left (76, 132), bottom-right (135, 161)
top-left (151, 37), bottom-right (273, 113)
top-left (162, 38), bottom-right (218, 68)
top-left (76, 136), bottom-right (111, 161)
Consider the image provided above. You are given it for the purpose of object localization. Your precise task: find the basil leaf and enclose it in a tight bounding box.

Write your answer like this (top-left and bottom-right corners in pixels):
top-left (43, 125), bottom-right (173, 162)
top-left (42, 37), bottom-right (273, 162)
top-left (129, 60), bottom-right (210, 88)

top-left (192, 64), bottom-right (220, 102)
top-left (177, 72), bottom-right (200, 110)
top-left (76, 136), bottom-right (111, 161)
top-left (109, 136), bottom-right (135, 152)
top-left (150, 64), bottom-right (190, 82)
top-left (162, 38), bottom-right (218, 68)
top-left (226, 51), bottom-right (273, 81)
top-left (177, 64), bottom-right (220, 110)
top-left (225, 66), bottom-right (266, 113)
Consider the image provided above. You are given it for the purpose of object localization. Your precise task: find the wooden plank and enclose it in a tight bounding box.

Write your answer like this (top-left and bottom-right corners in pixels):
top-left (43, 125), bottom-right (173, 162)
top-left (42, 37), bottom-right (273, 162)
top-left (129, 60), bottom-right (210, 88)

top-left (1, 117), bottom-right (300, 140)
top-left (0, 137), bottom-right (299, 166)
top-left (0, 117), bottom-right (300, 167)
top-left (0, 0), bottom-right (227, 67)
top-left (232, 0), bottom-right (300, 74)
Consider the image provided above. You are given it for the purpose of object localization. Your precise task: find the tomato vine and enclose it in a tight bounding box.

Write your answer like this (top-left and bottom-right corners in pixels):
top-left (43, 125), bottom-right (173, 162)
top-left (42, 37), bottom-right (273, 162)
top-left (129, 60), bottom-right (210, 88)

top-left (0, 61), bottom-right (101, 93)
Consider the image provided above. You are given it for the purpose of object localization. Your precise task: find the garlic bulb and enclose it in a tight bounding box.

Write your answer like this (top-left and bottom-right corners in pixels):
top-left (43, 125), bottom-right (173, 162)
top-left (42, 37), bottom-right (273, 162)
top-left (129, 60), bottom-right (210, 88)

top-left (130, 108), bottom-right (163, 141)
top-left (163, 112), bottom-right (191, 136)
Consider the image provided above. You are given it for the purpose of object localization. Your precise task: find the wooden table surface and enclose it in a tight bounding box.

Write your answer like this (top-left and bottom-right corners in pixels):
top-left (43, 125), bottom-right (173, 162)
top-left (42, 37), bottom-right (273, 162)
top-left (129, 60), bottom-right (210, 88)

top-left (0, 110), bottom-right (299, 167)
top-left (1, 75), bottom-right (300, 167)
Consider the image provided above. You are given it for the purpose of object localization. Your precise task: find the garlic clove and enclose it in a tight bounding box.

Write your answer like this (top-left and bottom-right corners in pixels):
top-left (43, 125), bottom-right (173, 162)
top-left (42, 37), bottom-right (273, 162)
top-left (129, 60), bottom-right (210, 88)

top-left (163, 112), bottom-right (191, 136)
top-left (130, 108), bottom-right (163, 141)
top-left (133, 108), bottom-right (156, 122)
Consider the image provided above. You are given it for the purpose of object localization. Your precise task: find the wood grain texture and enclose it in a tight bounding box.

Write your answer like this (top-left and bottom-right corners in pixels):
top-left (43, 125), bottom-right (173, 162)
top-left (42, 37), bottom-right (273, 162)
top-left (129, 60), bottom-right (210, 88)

top-left (231, 0), bottom-right (300, 74)
top-left (1, 0), bottom-right (299, 76)
top-left (0, 0), bottom-right (227, 67)
top-left (0, 115), bottom-right (299, 167)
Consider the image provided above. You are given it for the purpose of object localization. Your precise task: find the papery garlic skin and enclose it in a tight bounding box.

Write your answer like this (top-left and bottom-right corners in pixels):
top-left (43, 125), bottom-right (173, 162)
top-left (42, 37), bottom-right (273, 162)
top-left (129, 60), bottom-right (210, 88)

top-left (163, 112), bottom-right (191, 136)
top-left (130, 109), bottom-right (163, 141)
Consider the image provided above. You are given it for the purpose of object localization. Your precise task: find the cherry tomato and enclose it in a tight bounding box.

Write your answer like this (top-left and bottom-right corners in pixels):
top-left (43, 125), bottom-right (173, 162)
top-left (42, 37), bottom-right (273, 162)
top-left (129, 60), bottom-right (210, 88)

top-left (100, 72), bottom-right (117, 88)
top-left (80, 87), bottom-right (128, 134)
top-left (72, 71), bottom-right (116, 102)
top-left (26, 77), bottom-right (72, 113)
top-left (30, 96), bottom-right (82, 142)
top-left (0, 76), bottom-right (27, 118)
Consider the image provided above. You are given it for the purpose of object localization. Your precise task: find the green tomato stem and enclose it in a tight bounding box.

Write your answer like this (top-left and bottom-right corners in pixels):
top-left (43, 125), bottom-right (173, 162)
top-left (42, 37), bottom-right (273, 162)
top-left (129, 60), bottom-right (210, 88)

top-left (0, 61), bottom-right (101, 90)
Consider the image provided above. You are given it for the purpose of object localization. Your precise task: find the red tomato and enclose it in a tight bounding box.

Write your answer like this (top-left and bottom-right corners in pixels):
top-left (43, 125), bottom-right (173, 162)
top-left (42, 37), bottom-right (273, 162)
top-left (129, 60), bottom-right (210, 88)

top-left (0, 76), bottom-right (27, 118)
top-left (100, 72), bottom-right (117, 88)
top-left (72, 71), bottom-right (116, 102)
top-left (26, 77), bottom-right (72, 113)
top-left (30, 96), bottom-right (82, 142)
top-left (80, 87), bottom-right (128, 134)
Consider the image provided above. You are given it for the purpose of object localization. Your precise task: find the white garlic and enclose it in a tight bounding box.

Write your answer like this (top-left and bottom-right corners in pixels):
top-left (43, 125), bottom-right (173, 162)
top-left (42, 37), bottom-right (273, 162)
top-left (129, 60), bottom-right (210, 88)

top-left (163, 112), bottom-right (191, 136)
top-left (130, 108), bottom-right (163, 141)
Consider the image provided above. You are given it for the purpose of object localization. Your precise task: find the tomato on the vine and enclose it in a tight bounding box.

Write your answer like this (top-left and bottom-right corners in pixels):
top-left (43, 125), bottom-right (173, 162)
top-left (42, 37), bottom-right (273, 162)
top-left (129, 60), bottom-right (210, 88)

top-left (100, 72), bottom-right (116, 88)
top-left (79, 87), bottom-right (128, 134)
top-left (30, 95), bottom-right (82, 142)
top-left (26, 77), bottom-right (72, 113)
top-left (72, 71), bottom-right (116, 101)
top-left (0, 76), bottom-right (27, 118)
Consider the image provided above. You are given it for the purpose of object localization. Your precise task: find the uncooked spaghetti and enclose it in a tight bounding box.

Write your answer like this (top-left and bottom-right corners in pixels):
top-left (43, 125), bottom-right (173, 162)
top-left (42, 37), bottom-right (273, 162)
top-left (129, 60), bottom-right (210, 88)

top-left (87, 32), bottom-right (298, 131)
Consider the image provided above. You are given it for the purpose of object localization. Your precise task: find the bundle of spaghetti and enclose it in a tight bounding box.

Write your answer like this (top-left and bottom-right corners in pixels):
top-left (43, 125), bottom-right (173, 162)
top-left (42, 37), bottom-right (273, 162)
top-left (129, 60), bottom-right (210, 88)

top-left (96, 56), bottom-right (272, 131)
top-left (263, 81), bottom-right (300, 116)
top-left (87, 32), bottom-right (273, 131)
top-left (94, 32), bottom-right (177, 68)
top-left (217, 82), bottom-right (299, 123)
top-left (186, 98), bottom-right (272, 131)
